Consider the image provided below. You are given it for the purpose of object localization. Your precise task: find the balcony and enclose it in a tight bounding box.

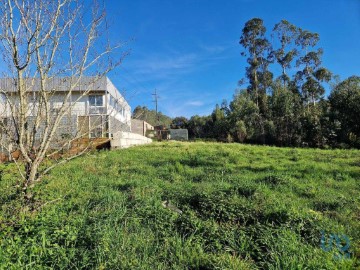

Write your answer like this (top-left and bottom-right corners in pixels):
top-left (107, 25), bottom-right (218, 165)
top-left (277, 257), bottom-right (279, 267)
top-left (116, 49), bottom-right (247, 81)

top-left (89, 106), bottom-right (106, 115)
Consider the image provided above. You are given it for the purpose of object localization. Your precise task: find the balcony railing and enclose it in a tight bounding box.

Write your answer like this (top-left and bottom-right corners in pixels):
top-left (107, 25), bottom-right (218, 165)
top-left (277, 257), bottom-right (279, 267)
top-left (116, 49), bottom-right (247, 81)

top-left (89, 106), bottom-right (106, 115)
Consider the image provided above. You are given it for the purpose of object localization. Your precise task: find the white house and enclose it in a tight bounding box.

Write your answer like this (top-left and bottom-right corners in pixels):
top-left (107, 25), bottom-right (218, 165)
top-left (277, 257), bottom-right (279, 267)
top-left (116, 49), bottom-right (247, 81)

top-left (0, 76), bottom-right (131, 140)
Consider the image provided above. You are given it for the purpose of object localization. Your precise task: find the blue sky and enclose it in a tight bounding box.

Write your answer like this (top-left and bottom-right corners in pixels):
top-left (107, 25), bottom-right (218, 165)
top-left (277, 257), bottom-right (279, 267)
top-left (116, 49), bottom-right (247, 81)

top-left (105, 0), bottom-right (360, 118)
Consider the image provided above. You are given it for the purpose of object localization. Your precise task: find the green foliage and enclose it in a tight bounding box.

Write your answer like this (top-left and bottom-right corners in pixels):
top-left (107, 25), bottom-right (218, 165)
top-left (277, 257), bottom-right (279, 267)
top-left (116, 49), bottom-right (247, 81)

top-left (132, 105), bottom-right (172, 127)
top-left (240, 18), bottom-right (273, 114)
top-left (329, 76), bottom-right (360, 147)
top-left (272, 20), bottom-right (299, 86)
top-left (0, 142), bottom-right (359, 269)
top-left (171, 116), bottom-right (189, 129)
top-left (184, 18), bottom-right (358, 149)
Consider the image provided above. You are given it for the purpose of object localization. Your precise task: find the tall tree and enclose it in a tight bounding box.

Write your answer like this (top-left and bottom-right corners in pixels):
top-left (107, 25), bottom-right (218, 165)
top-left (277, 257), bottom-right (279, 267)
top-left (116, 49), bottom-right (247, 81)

top-left (272, 20), bottom-right (299, 87)
top-left (240, 18), bottom-right (272, 114)
top-left (295, 30), bottom-right (331, 108)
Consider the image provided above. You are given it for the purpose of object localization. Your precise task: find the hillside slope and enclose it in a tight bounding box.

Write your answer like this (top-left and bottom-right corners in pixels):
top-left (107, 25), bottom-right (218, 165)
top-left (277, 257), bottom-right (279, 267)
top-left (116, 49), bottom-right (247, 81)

top-left (0, 142), bottom-right (359, 269)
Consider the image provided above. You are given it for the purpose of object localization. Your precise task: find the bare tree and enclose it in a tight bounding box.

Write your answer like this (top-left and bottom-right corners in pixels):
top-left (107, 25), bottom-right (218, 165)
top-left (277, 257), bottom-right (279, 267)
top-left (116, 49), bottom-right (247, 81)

top-left (0, 0), bottom-right (127, 199)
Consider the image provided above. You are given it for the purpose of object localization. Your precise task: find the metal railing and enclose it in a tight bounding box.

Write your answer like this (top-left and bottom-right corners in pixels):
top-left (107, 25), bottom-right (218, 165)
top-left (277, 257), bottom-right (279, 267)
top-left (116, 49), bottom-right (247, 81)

top-left (88, 106), bottom-right (106, 115)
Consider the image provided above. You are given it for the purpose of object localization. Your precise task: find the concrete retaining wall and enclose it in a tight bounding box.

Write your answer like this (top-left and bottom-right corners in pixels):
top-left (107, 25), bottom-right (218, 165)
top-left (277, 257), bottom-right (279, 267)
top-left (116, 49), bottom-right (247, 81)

top-left (111, 132), bottom-right (152, 149)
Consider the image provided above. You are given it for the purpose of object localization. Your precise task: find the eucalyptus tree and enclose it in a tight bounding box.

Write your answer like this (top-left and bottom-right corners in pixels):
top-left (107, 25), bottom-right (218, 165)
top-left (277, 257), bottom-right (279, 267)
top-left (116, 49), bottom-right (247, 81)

top-left (240, 18), bottom-right (273, 114)
top-left (272, 20), bottom-right (299, 87)
top-left (295, 30), bottom-right (331, 108)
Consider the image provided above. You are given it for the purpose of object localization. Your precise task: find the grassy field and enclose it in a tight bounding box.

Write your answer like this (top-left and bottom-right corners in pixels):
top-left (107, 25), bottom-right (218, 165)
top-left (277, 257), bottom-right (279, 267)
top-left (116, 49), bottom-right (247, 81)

top-left (0, 142), bottom-right (359, 269)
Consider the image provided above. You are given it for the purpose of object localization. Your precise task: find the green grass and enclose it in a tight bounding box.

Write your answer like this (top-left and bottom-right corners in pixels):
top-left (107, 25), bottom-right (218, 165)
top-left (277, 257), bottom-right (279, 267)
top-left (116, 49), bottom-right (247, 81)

top-left (0, 142), bottom-right (359, 269)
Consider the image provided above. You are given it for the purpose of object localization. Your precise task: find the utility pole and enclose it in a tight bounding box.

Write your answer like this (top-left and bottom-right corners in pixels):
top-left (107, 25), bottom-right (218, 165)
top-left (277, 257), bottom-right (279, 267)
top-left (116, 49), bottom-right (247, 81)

top-left (152, 89), bottom-right (159, 125)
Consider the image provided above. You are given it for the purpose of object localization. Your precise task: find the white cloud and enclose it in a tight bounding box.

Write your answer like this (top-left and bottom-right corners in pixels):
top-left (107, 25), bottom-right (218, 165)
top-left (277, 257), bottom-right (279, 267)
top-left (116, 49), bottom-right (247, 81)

top-left (185, 101), bottom-right (204, 106)
top-left (198, 44), bottom-right (229, 54)
top-left (123, 42), bottom-right (235, 82)
top-left (125, 53), bottom-right (199, 79)
top-left (120, 43), bottom-right (238, 116)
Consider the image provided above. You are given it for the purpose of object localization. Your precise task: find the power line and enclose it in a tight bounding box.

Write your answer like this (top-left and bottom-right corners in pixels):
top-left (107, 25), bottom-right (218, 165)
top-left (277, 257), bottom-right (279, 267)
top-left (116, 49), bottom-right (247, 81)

top-left (116, 74), bottom-right (143, 101)
top-left (120, 66), bottom-right (152, 95)
top-left (117, 66), bottom-right (158, 111)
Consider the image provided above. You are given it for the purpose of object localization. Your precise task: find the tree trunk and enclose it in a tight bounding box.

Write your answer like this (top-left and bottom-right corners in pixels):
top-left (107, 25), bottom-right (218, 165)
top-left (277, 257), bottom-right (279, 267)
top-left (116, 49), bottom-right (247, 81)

top-left (23, 161), bottom-right (39, 200)
top-left (254, 70), bottom-right (259, 107)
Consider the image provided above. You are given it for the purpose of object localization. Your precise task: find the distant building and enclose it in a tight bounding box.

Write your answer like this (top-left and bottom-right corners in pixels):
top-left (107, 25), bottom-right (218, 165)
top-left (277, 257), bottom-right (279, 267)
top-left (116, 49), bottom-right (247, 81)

top-left (151, 126), bottom-right (188, 141)
top-left (154, 125), bottom-right (170, 140)
top-left (131, 119), bottom-right (154, 137)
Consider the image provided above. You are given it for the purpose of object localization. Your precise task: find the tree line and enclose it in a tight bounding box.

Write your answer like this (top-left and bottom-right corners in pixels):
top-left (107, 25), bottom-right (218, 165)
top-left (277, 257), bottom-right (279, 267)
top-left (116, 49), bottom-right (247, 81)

top-left (168, 18), bottom-right (360, 149)
top-left (132, 106), bottom-right (172, 127)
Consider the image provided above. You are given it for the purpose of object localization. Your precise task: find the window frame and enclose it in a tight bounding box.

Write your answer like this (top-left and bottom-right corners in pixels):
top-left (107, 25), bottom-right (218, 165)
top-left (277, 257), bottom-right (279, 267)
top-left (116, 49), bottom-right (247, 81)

top-left (89, 95), bottom-right (104, 107)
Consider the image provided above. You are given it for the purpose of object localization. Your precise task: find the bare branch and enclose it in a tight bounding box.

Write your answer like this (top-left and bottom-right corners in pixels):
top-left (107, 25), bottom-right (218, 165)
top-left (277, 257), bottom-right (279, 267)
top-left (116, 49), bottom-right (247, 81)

top-left (0, 0), bottom-right (130, 197)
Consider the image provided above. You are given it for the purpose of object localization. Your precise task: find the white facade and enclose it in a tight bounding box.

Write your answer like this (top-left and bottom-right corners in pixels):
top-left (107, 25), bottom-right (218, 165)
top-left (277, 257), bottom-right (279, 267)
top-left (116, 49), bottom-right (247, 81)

top-left (0, 77), bottom-right (131, 139)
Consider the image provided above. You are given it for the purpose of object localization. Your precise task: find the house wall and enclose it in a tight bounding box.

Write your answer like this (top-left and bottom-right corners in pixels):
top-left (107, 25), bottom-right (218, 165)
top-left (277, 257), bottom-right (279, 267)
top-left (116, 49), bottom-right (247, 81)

top-left (131, 119), bottom-right (154, 136)
top-left (170, 129), bottom-right (188, 141)
top-left (144, 121), bottom-right (154, 132)
top-left (107, 94), bottom-right (131, 127)
top-left (106, 79), bottom-right (131, 136)
top-left (131, 119), bottom-right (144, 136)
top-left (106, 78), bottom-right (131, 135)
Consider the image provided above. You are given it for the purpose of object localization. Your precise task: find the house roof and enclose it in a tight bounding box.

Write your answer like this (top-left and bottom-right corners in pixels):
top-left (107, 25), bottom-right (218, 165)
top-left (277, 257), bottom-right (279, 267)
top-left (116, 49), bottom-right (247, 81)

top-left (0, 76), bottom-right (107, 92)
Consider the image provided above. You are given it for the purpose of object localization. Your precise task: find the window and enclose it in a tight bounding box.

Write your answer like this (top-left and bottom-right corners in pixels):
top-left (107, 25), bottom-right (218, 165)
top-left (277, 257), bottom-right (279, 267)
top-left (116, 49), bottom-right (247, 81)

top-left (31, 92), bottom-right (36, 102)
top-left (89, 95), bottom-right (103, 107)
top-left (89, 115), bottom-right (108, 138)
top-left (0, 94), bottom-right (8, 115)
top-left (0, 93), bottom-right (7, 103)
top-left (111, 96), bottom-right (117, 108)
top-left (109, 96), bottom-right (114, 107)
